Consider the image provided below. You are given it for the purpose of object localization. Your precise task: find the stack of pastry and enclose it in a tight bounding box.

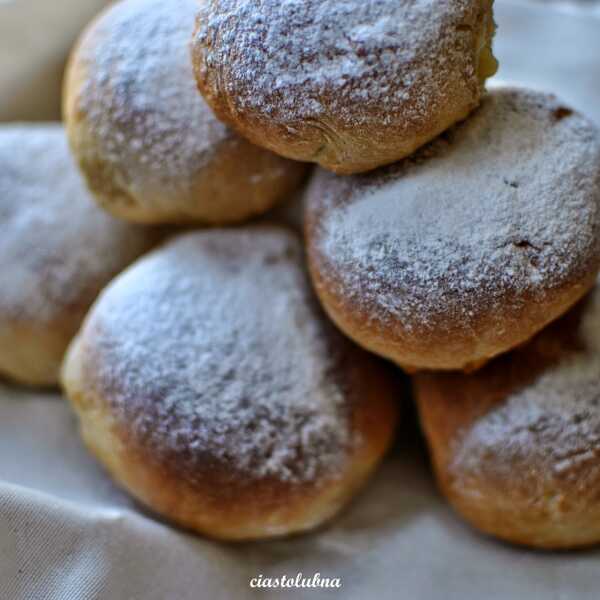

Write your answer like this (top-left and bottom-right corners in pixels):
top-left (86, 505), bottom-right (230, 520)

top-left (2, 0), bottom-right (600, 549)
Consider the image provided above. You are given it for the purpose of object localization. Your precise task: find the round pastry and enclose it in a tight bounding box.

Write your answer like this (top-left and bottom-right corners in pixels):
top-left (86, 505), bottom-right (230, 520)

top-left (0, 123), bottom-right (159, 387)
top-left (62, 227), bottom-right (400, 541)
top-left (63, 0), bottom-right (306, 225)
top-left (191, 0), bottom-right (498, 175)
top-left (414, 278), bottom-right (600, 550)
top-left (305, 87), bottom-right (600, 372)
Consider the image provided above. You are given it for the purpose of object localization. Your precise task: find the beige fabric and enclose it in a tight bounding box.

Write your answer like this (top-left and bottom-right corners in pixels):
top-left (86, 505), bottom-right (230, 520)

top-left (1, 1), bottom-right (600, 598)
top-left (2, 386), bottom-right (600, 599)
top-left (0, 0), bottom-right (110, 122)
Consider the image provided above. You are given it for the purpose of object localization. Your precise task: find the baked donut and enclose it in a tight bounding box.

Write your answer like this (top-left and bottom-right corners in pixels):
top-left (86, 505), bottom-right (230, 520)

top-left (305, 87), bottom-right (600, 372)
top-left (63, 0), bottom-right (306, 225)
top-left (62, 227), bottom-right (400, 540)
top-left (0, 124), bottom-right (159, 387)
top-left (191, 0), bottom-right (498, 175)
top-left (414, 278), bottom-right (600, 550)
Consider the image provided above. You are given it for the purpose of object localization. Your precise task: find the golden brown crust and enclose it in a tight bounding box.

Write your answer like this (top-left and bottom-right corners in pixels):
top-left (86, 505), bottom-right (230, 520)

top-left (305, 87), bottom-right (600, 372)
top-left (308, 260), bottom-right (597, 373)
top-left (0, 319), bottom-right (74, 388)
top-left (63, 0), bottom-right (306, 225)
top-left (61, 227), bottom-right (400, 540)
top-left (192, 0), bottom-right (497, 174)
top-left (414, 282), bottom-right (600, 549)
top-left (64, 337), bottom-right (398, 540)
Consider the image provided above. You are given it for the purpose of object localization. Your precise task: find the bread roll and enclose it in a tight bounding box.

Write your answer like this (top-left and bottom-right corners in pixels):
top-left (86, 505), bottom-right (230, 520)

top-left (192, 0), bottom-right (497, 174)
top-left (415, 278), bottom-right (600, 549)
top-left (62, 227), bottom-right (400, 540)
top-left (0, 123), bottom-right (158, 386)
top-left (305, 87), bottom-right (600, 371)
top-left (64, 0), bottom-right (306, 225)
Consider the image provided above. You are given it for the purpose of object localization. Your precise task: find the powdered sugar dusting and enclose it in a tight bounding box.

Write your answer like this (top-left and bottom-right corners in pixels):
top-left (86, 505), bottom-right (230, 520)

top-left (0, 124), bottom-right (156, 325)
top-left (79, 228), bottom-right (354, 484)
top-left (451, 281), bottom-right (600, 486)
top-left (195, 0), bottom-right (488, 126)
top-left (75, 0), bottom-right (231, 202)
top-left (308, 88), bottom-right (600, 334)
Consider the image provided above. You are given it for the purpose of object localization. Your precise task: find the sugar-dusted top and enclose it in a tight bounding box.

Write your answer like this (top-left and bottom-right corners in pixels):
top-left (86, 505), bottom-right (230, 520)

top-left (0, 123), bottom-right (154, 325)
top-left (78, 228), bottom-right (356, 484)
top-left (446, 278), bottom-right (600, 485)
top-left (74, 0), bottom-right (231, 199)
top-left (194, 0), bottom-right (490, 127)
top-left (307, 87), bottom-right (600, 335)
